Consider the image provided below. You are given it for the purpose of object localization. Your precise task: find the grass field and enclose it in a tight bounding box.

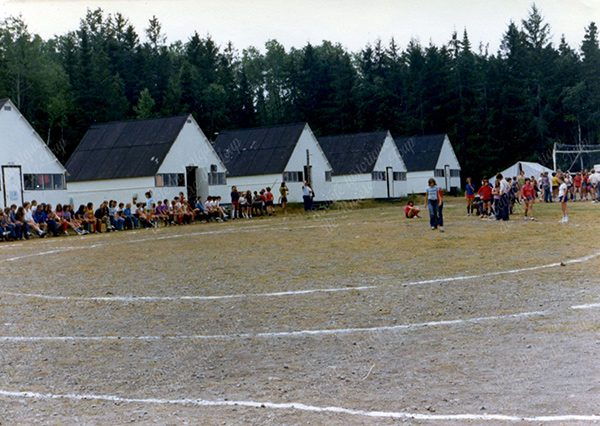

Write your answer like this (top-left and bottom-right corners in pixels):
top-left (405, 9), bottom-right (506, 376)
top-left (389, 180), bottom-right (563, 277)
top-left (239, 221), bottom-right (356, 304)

top-left (1, 197), bottom-right (600, 424)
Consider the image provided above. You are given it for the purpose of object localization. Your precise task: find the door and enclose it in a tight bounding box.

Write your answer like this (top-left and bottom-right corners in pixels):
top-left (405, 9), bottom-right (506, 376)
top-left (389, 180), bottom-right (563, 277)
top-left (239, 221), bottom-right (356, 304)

top-left (186, 166), bottom-right (198, 201)
top-left (2, 166), bottom-right (23, 208)
top-left (444, 164), bottom-right (450, 191)
top-left (386, 167), bottom-right (394, 198)
top-left (197, 167), bottom-right (209, 201)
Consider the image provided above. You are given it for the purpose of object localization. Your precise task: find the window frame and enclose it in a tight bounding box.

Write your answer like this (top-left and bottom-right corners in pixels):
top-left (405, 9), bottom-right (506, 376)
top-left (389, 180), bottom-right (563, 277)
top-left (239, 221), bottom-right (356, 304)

top-left (283, 171), bottom-right (304, 182)
top-left (371, 171), bottom-right (386, 181)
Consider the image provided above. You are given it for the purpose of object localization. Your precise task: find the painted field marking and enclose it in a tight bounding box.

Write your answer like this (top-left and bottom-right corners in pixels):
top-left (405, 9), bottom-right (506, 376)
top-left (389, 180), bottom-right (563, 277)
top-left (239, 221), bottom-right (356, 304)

top-left (1, 222), bottom-right (341, 263)
top-left (1, 250), bottom-right (598, 303)
top-left (571, 303), bottom-right (600, 310)
top-left (0, 390), bottom-right (597, 422)
top-left (0, 310), bottom-right (547, 342)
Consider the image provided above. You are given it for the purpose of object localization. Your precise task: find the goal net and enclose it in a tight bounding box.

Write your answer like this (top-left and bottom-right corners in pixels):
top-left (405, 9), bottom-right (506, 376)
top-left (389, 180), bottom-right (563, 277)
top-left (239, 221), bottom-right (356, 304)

top-left (553, 143), bottom-right (600, 172)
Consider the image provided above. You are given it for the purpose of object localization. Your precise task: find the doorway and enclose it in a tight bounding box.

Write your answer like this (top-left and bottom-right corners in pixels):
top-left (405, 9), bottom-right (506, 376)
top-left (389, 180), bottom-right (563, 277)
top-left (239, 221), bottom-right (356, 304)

top-left (386, 167), bottom-right (394, 198)
top-left (444, 164), bottom-right (450, 191)
top-left (2, 165), bottom-right (23, 208)
top-left (186, 166), bottom-right (198, 201)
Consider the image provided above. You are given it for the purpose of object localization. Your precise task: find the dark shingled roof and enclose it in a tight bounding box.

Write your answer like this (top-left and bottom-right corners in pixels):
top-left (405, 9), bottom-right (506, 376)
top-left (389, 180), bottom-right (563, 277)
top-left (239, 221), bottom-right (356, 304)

top-left (318, 131), bottom-right (389, 175)
top-left (394, 134), bottom-right (446, 172)
top-left (0, 99), bottom-right (8, 108)
top-left (66, 115), bottom-right (189, 182)
top-left (212, 123), bottom-right (306, 177)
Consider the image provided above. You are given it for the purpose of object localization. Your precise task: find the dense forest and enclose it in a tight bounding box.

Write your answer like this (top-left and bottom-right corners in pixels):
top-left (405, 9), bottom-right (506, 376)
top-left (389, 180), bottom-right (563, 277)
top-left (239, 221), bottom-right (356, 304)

top-left (1, 5), bottom-right (599, 180)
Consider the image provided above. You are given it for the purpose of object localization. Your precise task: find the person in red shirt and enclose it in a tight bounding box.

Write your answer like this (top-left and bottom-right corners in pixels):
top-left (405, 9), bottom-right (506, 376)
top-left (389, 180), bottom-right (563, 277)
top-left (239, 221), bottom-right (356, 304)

top-left (477, 178), bottom-right (493, 218)
top-left (404, 200), bottom-right (421, 218)
top-left (264, 187), bottom-right (275, 215)
top-left (573, 172), bottom-right (582, 201)
top-left (521, 177), bottom-right (536, 220)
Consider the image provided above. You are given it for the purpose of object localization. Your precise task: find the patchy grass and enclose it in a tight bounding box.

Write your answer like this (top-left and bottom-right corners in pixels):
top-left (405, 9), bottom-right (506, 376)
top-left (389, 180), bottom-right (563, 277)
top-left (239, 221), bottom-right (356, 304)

top-left (0, 196), bottom-right (599, 423)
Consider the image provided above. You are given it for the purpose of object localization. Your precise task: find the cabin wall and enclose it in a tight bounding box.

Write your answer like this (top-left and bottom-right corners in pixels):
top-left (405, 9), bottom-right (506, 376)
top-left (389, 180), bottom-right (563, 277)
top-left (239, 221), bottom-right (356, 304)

top-left (284, 126), bottom-right (333, 201)
top-left (67, 176), bottom-right (155, 208)
top-left (0, 100), bottom-right (68, 208)
top-left (435, 137), bottom-right (461, 191)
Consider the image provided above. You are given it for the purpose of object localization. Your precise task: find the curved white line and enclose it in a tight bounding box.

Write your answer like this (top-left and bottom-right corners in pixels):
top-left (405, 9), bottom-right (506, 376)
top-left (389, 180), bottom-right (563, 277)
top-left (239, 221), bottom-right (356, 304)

top-left (1, 250), bottom-right (598, 302)
top-left (0, 311), bottom-right (546, 342)
top-left (0, 390), bottom-right (597, 422)
top-left (1, 222), bottom-right (336, 262)
top-left (571, 303), bottom-right (600, 310)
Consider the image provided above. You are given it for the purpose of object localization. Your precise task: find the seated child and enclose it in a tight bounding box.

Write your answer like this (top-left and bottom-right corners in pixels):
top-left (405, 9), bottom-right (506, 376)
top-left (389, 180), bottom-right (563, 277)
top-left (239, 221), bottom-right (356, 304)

top-left (404, 201), bottom-right (421, 218)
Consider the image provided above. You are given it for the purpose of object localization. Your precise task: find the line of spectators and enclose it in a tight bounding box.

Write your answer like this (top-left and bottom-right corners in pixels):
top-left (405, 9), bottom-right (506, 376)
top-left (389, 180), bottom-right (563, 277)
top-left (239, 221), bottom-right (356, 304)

top-left (0, 190), bottom-right (247, 242)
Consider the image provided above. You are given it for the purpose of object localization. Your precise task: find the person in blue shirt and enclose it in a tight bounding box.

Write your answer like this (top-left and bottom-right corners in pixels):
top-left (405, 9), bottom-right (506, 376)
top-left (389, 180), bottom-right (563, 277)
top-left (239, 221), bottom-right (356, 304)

top-left (465, 177), bottom-right (476, 216)
top-left (424, 178), bottom-right (444, 232)
top-left (194, 196), bottom-right (209, 222)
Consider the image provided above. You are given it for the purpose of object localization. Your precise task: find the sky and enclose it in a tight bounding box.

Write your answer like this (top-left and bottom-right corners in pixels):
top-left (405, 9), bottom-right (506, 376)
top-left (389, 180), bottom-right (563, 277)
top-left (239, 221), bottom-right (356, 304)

top-left (1, 0), bottom-right (599, 54)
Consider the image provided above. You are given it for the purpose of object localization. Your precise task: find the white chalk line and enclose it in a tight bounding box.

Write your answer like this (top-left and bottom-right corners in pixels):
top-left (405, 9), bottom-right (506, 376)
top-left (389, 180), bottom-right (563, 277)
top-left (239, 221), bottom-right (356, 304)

top-left (0, 390), bottom-right (597, 422)
top-left (1, 222), bottom-right (341, 263)
top-left (2, 250), bottom-right (598, 303)
top-left (0, 310), bottom-right (546, 342)
top-left (0, 285), bottom-right (378, 302)
top-left (571, 303), bottom-right (600, 310)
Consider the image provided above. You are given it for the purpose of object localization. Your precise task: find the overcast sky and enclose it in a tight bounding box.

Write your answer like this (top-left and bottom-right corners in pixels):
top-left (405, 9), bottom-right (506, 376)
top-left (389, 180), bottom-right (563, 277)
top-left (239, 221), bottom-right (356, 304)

top-left (1, 0), bottom-right (599, 54)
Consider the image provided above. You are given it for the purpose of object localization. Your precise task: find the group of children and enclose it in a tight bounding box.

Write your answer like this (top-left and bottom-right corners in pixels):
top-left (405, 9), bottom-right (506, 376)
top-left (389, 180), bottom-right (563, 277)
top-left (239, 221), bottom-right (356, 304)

top-left (466, 170), bottom-right (573, 223)
top-left (403, 168), bottom-right (580, 229)
top-left (230, 185), bottom-right (284, 219)
top-left (0, 187), bottom-right (282, 242)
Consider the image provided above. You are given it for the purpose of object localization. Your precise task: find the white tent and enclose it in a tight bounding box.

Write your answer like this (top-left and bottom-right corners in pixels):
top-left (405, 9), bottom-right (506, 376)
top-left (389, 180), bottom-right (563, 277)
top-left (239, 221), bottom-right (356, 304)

top-left (489, 161), bottom-right (554, 185)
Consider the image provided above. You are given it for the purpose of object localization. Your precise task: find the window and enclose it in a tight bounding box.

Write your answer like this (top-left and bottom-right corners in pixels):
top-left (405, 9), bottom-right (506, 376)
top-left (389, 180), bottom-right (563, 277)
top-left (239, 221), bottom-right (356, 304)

top-left (208, 172), bottom-right (227, 185)
top-left (23, 174), bottom-right (65, 190)
top-left (4, 106), bottom-right (11, 111)
top-left (283, 171), bottom-right (303, 182)
top-left (371, 171), bottom-right (386, 181)
top-left (155, 173), bottom-right (185, 187)
top-left (325, 171), bottom-right (332, 182)
top-left (393, 171), bottom-right (407, 181)
top-left (434, 169), bottom-right (445, 177)
top-left (450, 169), bottom-right (461, 177)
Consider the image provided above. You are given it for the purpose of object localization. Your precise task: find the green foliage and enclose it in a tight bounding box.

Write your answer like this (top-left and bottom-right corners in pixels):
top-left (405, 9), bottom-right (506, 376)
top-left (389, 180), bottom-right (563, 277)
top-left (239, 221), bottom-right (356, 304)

top-left (1, 6), bottom-right (600, 180)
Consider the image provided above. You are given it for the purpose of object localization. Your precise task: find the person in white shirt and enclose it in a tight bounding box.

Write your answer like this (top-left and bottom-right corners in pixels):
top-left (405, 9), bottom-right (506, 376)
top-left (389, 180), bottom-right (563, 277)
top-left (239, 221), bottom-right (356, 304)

top-left (497, 173), bottom-right (510, 221)
top-left (590, 169), bottom-right (600, 202)
top-left (302, 181), bottom-right (314, 211)
top-left (23, 201), bottom-right (44, 236)
top-left (558, 177), bottom-right (569, 223)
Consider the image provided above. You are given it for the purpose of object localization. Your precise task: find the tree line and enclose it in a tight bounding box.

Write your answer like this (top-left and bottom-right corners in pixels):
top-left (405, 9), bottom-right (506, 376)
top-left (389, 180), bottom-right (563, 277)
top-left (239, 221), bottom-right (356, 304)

top-left (1, 5), bottom-right (599, 180)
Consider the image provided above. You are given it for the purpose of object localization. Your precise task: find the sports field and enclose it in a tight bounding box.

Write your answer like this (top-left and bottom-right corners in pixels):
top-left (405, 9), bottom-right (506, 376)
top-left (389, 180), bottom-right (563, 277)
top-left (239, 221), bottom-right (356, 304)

top-left (1, 199), bottom-right (599, 424)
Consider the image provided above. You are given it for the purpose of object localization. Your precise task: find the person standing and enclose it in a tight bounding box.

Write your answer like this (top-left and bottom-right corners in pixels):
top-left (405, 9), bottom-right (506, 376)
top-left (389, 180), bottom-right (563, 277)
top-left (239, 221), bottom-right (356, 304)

top-left (230, 186), bottom-right (239, 219)
top-left (279, 183), bottom-right (289, 214)
top-left (517, 171), bottom-right (526, 203)
top-left (551, 172), bottom-right (559, 200)
top-left (558, 177), bottom-right (569, 223)
top-left (477, 178), bottom-right (492, 218)
top-left (302, 181), bottom-right (314, 211)
top-left (521, 177), bottom-right (536, 220)
top-left (465, 177), bottom-right (476, 216)
top-left (498, 173), bottom-right (510, 221)
top-left (424, 178), bottom-right (444, 232)
top-left (541, 172), bottom-right (552, 203)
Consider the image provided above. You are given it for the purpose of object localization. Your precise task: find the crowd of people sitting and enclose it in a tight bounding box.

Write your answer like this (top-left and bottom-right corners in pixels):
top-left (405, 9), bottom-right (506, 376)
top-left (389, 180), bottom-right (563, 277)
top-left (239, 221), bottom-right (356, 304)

top-left (0, 187), bottom-right (283, 242)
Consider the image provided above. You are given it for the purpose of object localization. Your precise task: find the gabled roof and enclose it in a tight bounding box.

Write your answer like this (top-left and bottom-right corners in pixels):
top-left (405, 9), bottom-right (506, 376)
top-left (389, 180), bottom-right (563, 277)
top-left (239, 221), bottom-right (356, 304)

top-left (212, 123), bottom-right (306, 177)
top-left (66, 115), bottom-right (189, 182)
top-left (0, 99), bottom-right (8, 108)
top-left (319, 131), bottom-right (389, 175)
top-left (394, 134), bottom-right (446, 172)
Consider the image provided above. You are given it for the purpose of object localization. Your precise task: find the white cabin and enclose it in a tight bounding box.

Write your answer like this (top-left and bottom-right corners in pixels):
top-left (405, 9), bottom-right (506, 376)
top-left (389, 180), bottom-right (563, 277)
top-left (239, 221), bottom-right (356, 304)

top-left (319, 131), bottom-right (407, 200)
top-left (0, 99), bottom-right (68, 208)
top-left (66, 114), bottom-right (228, 207)
top-left (395, 134), bottom-right (461, 194)
top-left (213, 123), bottom-right (333, 203)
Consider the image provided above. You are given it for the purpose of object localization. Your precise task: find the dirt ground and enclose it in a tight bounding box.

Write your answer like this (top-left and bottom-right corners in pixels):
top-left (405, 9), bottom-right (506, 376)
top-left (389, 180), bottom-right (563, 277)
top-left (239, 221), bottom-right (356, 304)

top-left (0, 198), bottom-right (600, 424)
